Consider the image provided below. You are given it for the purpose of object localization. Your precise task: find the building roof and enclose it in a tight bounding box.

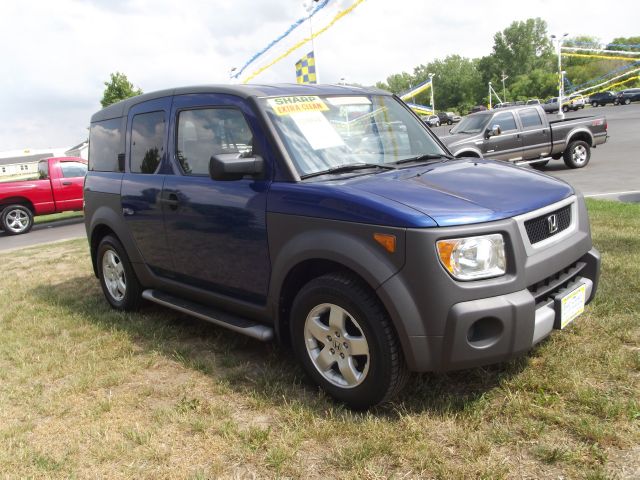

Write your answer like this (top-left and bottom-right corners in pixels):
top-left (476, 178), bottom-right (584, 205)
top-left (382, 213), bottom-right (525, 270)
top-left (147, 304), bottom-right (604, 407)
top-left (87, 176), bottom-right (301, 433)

top-left (0, 153), bottom-right (54, 166)
top-left (91, 83), bottom-right (389, 122)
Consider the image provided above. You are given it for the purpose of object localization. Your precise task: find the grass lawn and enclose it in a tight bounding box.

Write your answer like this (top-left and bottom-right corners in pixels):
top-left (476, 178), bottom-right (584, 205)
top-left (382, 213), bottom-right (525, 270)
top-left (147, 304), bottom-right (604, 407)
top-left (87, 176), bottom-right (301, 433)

top-left (33, 211), bottom-right (83, 225)
top-left (0, 199), bottom-right (638, 479)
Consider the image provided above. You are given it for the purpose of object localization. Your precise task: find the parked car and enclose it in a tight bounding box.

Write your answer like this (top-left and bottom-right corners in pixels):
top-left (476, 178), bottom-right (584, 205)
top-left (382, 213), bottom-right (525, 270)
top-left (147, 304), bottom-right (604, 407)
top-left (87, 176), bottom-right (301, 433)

top-left (588, 91), bottom-right (619, 107)
top-left (617, 88), bottom-right (640, 105)
top-left (421, 114), bottom-right (440, 127)
top-left (469, 105), bottom-right (488, 114)
top-left (439, 104), bottom-right (607, 169)
top-left (526, 99), bottom-right (541, 105)
top-left (437, 111), bottom-right (460, 125)
top-left (563, 94), bottom-right (586, 112)
top-left (493, 102), bottom-right (513, 109)
top-left (85, 85), bottom-right (601, 409)
top-left (542, 97), bottom-right (560, 113)
top-left (0, 156), bottom-right (86, 235)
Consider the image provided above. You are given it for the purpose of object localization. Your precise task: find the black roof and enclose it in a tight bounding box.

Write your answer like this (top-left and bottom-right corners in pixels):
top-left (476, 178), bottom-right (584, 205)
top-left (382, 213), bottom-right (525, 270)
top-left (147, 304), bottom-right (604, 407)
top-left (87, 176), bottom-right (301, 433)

top-left (91, 83), bottom-right (390, 123)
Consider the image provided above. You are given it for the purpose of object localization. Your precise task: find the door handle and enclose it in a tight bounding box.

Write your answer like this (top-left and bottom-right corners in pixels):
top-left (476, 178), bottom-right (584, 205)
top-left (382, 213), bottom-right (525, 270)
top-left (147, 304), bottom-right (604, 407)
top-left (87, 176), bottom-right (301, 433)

top-left (62, 181), bottom-right (72, 186)
top-left (161, 192), bottom-right (179, 210)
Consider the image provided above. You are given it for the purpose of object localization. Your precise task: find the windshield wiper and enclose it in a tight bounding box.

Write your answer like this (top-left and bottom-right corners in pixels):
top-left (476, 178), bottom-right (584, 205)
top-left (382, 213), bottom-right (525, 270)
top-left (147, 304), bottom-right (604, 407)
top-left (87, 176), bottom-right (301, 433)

top-left (300, 163), bottom-right (397, 179)
top-left (393, 153), bottom-right (454, 165)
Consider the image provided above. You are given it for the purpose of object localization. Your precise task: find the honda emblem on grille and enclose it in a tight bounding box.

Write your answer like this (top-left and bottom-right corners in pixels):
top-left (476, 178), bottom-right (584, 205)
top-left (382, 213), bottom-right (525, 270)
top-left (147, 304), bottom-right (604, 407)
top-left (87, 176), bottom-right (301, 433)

top-left (547, 214), bottom-right (559, 234)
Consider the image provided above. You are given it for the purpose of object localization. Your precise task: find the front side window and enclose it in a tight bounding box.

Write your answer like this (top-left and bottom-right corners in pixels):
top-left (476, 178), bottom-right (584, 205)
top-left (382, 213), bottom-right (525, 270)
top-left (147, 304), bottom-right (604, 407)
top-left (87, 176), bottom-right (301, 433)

top-left (176, 108), bottom-right (254, 176)
top-left (130, 111), bottom-right (165, 174)
top-left (492, 112), bottom-right (517, 132)
top-left (518, 108), bottom-right (543, 129)
top-left (60, 161), bottom-right (87, 178)
top-left (451, 113), bottom-right (491, 134)
top-left (260, 95), bottom-right (446, 177)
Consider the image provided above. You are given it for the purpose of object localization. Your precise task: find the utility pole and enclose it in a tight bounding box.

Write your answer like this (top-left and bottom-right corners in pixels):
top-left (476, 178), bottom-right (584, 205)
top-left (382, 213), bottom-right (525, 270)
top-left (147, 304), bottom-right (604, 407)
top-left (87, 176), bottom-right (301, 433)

top-left (551, 33), bottom-right (568, 119)
top-left (501, 72), bottom-right (509, 103)
top-left (429, 73), bottom-right (435, 114)
top-left (488, 81), bottom-right (493, 109)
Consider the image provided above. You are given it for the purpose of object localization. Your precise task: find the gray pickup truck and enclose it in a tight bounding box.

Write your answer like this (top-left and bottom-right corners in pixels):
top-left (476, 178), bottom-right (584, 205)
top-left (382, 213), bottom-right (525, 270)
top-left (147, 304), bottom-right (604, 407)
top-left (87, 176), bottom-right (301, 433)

top-left (439, 105), bottom-right (607, 169)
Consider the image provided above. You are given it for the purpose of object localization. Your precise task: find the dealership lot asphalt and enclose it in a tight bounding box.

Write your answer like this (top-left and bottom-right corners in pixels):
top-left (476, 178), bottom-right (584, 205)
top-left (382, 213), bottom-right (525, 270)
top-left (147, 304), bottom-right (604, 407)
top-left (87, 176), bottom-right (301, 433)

top-left (1, 103), bottom-right (638, 251)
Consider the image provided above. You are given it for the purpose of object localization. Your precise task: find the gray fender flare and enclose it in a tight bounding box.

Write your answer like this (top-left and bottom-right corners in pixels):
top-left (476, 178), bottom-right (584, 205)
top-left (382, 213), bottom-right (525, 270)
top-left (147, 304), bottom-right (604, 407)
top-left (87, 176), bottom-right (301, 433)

top-left (565, 128), bottom-right (594, 148)
top-left (453, 148), bottom-right (482, 158)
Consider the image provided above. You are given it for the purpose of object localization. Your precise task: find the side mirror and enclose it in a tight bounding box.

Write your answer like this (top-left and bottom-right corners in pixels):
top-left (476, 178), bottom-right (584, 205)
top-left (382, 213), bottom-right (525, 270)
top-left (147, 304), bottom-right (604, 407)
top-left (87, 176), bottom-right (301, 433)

top-left (209, 153), bottom-right (264, 181)
top-left (485, 124), bottom-right (502, 139)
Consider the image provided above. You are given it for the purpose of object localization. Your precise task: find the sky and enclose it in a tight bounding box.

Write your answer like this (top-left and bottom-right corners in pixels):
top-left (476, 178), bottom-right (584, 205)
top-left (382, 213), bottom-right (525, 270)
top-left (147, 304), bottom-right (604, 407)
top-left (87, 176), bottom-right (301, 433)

top-left (0, 0), bottom-right (637, 151)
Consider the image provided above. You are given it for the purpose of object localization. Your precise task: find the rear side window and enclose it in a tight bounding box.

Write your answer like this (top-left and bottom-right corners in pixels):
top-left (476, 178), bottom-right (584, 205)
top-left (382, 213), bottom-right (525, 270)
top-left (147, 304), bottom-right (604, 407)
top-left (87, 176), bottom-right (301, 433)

top-left (518, 108), bottom-right (543, 129)
top-left (60, 161), bottom-right (88, 178)
top-left (89, 118), bottom-right (123, 172)
top-left (176, 108), bottom-right (253, 176)
top-left (38, 160), bottom-right (49, 179)
top-left (130, 111), bottom-right (165, 174)
top-left (492, 112), bottom-right (517, 131)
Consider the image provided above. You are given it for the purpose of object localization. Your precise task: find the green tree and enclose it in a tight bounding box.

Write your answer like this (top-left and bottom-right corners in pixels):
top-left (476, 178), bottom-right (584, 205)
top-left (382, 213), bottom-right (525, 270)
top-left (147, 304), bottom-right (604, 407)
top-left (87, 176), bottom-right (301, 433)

top-left (607, 36), bottom-right (640, 51)
top-left (100, 72), bottom-right (143, 107)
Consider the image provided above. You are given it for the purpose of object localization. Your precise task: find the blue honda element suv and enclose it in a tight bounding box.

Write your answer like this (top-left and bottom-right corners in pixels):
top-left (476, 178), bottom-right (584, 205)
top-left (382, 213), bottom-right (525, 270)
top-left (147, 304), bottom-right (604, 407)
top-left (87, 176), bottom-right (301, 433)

top-left (85, 84), bottom-right (600, 409)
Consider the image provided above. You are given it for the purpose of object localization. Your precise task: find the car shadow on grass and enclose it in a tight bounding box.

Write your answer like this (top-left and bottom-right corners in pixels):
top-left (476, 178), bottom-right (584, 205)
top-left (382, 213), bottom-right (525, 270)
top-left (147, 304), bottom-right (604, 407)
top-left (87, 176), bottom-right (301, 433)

top-left (32, 274), bottom-right (529, 417)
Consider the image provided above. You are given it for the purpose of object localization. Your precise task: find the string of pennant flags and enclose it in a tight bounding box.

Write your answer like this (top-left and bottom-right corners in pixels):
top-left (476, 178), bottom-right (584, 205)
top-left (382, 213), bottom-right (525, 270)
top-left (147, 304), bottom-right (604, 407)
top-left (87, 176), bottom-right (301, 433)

top-left (235, 0), bottom-right (366, 84)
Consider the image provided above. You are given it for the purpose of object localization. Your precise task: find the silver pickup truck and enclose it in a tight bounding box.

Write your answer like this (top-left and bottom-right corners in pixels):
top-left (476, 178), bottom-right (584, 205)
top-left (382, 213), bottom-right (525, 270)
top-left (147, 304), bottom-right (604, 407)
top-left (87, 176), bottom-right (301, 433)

top-left (438, 105), bottom-right (607, 169)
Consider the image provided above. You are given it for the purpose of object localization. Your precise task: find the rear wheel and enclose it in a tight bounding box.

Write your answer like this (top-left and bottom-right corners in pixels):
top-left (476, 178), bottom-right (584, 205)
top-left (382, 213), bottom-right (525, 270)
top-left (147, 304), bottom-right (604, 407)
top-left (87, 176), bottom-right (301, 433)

top-left (290, 273), bottom-right (408, 409)
top-left (563, 140), bottom-right (591, 169)
top-left (591, 101), bottom-right (598, 107)
top-left (562, 105), bottom-right (569, 113)
top-left (447, 120), bottom-right (453, 125)
top-left (624, 98), bottom-right (631, 105)
top-left (97, 235), bottom-right (142, 311)
top-left (1, 204), bottom-right (33, 235)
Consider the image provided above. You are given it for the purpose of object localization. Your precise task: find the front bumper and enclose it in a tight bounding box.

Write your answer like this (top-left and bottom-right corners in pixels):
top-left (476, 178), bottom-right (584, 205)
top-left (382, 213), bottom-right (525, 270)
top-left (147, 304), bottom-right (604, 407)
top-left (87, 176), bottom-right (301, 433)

top-left (376, 194), bottom-right (601, 372)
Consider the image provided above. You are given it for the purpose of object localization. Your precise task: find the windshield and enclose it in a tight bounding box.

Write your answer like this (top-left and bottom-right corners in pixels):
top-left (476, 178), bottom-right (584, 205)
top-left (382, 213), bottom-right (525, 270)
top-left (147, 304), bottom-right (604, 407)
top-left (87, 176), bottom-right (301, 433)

top-left (450, 113), bottom-right (491, 134)
top-left (260, 94), bottom-right (447, 177)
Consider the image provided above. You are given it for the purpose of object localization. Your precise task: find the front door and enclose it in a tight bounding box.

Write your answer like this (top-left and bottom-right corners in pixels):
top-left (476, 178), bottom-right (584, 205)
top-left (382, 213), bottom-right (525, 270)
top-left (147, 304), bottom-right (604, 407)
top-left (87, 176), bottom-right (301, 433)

top-left (51, 159), bottom-right (87, 210)
top-left (162, 93), bottom-right (272, 304)
top-left (482, 111), bottom-right (523, 161)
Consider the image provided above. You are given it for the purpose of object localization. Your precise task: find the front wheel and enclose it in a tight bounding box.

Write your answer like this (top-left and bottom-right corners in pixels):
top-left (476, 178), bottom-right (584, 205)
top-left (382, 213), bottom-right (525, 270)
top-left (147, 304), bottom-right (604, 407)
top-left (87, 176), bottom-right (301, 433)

top-left (591, 101), bottom-right (598, 107)
top-left (624, 98), bottom-right (631, 105)
top-left (1, 204), bottom-right (33, 235)
top-left (290, 273), bottom-right (408, 409)
top-left (563, 140), bottom-right (591, 169)
top-left (562, 105), bottom-right (569, 113)
top-left (97, 235), bottom-right (142, 311)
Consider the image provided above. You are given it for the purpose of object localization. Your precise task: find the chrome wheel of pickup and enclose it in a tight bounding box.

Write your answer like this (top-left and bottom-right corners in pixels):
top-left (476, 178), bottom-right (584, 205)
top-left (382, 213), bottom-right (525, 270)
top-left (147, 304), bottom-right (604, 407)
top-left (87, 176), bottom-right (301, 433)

top-left (572, 144), bottom-right (588, 165)
top-left (1, 205), bottom-right (33, 235)
top-left (304, 302), bottom-right (370, 388)
top-left (102, 249), bottom-right (126, 302)
top-left (564, 140), bottom-right (591, 169)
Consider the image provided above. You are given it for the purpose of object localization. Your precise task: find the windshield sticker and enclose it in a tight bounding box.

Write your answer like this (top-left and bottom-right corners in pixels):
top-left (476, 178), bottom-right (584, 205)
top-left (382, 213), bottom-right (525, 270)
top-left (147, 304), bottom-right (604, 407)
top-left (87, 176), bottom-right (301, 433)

top-left (267, 96), bottom-right (329, 116)
top-left (290, 111), bottom-right (345, 150)
top-left (326, 96), bottom-right (372, 106)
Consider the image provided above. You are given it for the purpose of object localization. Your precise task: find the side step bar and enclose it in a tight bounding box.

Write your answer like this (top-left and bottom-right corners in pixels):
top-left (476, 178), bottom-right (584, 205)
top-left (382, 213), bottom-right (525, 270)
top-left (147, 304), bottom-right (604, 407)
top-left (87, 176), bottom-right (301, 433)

top-left (513, 157), bottom-right (553, 166)
top-left (141, 289), bottom-right (274, 342)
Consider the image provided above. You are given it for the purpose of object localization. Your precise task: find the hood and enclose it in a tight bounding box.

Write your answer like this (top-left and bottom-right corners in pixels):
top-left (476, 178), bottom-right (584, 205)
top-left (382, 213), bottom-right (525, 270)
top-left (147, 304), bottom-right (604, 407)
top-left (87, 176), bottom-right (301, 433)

top-left (439, 132), bottom-right (480, 151)
top-left (347, 158), bottom-right (573, 226)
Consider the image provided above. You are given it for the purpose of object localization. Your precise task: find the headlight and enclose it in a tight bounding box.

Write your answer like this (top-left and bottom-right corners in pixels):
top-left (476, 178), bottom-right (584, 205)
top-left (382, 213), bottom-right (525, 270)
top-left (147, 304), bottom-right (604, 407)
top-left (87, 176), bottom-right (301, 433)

top-left (436, 234), bottom-right (506, 280)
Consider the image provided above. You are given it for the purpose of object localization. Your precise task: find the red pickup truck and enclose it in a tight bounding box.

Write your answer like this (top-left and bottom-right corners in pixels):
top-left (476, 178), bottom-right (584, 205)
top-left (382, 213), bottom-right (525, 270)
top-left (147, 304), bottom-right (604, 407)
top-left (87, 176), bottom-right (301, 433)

top-left (0, 156), bottom-right (87, 235)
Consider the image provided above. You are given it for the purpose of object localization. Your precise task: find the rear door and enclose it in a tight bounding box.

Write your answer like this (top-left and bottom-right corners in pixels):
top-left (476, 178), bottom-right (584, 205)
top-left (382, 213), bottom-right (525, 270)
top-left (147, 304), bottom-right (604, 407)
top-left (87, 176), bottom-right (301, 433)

top-left (162, 93), bottom-right (272, 304)
top-left (51, 159), bottom-right (87, 210)
top-left (517, 108), bottom-right (551, 160)
top-left (120, 97), bottom-right (175, 274)
top-left (482, 111), bottom-right (523, 161)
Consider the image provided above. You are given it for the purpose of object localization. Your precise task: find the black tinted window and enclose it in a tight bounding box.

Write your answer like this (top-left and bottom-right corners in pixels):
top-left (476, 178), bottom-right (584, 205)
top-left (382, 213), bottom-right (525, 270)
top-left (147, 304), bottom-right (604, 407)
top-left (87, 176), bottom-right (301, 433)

top-left (89, 118), bottom-right (123, 172)
top-left (492, 112), bottom-right (517, 131)
top-left (518, 108), bottom-right (543, 128)
top-left (131, 111), bottom-right (165, 174)
top-left (176, 108), bottom-right (253, 176)
top-left (60, 161), bottom-right (87, 178)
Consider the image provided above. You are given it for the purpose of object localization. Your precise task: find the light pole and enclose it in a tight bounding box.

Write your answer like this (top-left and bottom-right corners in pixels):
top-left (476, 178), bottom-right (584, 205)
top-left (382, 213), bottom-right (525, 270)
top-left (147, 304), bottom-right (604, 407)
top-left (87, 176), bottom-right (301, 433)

top-left (488, 81), bottom-right (493, 109)
top-left (551, 33), bottom-right (568, 119)
top-left (303, 1), bottom-right (321, 83)
top-left (429, 73), bottom-right (435, 114)
top-left (501, 72), bottom-right (509, 103)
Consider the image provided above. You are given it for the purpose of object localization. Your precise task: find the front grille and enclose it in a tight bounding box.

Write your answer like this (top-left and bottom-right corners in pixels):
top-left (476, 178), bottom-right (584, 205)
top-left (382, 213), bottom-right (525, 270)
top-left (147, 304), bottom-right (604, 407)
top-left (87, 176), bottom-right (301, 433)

top-left (524, 205), bottom-right (571, 244)
top-left (527, 261), bottom-right (585, 305)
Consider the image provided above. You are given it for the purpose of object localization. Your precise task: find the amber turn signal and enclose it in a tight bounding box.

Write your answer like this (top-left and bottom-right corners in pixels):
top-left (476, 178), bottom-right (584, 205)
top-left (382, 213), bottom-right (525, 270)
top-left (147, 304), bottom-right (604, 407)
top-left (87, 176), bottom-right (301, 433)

top-left (373, 233), bottom-right (396, 253)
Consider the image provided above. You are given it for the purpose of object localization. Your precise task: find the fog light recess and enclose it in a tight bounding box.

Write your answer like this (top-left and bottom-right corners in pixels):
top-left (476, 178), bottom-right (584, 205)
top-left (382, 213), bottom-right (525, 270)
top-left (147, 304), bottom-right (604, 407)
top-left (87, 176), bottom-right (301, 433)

top-left (467, 317), bottom-right (503, 349)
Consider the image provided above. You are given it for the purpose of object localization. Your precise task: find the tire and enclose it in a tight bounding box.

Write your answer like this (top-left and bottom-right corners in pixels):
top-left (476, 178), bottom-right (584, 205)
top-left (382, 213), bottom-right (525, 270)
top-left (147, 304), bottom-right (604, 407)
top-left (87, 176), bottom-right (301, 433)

top-left (562, 105), bottom-right (569, 113)
top-left (531, 160), bottom-right (549, 170)
top-left (591, 101), bottom-right (598, 107)
top-left (447, 120), bottom-right (453, 125)
top-left (436, 121), bottom-right (440, 127)
top-left (96, 235), bottom-right (143, 311)
top-left (1, 204), bottom-right (34, 235)
top-left (290, 273), bottom-right (408, 410)
top-left (563, 140), bottom-right (591, 169)
top-left (614, 99), bottom-right (620, 105)
top-left (624, 98), bottom-right (631, 105)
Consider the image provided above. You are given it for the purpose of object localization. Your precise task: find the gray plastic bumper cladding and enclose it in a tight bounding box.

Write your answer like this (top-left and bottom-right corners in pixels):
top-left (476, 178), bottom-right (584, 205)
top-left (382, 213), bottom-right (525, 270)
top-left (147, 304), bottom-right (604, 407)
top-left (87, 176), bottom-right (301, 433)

top-left (379, 195), bottom-right (601, 372)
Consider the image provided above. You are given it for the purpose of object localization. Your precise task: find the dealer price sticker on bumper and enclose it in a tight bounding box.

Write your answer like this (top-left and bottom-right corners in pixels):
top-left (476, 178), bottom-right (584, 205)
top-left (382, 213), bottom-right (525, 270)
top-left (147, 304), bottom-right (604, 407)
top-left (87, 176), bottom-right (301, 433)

top-left (560, 283), bottom-right (586, 328)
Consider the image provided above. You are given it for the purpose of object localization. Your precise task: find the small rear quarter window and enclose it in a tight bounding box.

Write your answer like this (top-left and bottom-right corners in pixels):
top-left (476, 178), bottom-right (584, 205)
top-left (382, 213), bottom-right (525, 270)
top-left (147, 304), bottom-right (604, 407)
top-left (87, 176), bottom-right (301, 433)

top-left (89, 117), bottom-right (124, 172)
